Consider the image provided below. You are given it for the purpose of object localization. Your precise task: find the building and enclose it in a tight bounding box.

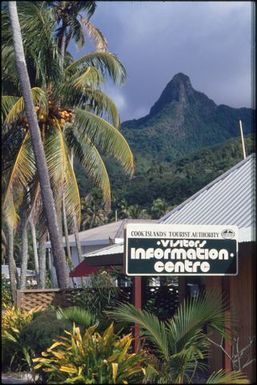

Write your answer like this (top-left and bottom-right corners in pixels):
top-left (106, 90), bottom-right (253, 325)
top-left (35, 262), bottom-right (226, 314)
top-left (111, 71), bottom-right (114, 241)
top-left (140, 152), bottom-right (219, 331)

top-left (70, 153), bottom-right (256, 381)
top-left (1, 265), bottom-right (37, 286)
top-left (45, 219), bottom-right (156, 286)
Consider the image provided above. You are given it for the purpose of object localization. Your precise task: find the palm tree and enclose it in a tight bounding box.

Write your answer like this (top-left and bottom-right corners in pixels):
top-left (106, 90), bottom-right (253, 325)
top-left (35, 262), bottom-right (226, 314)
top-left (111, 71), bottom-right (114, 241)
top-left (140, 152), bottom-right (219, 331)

top-left (46, 0), bottom-right (108, 274)
top-left (150, 198), bottom-right (169, 219)
top-left (81, 194), bottom-right (108, 229)
top-left (7, 1), bottom-right (70, 288)
top-left (46, 1), bottom-right (107, 62)
top-left (108, 291), bottom-right (249, 384)
top-left (3, 2), bottom-right (134, 287)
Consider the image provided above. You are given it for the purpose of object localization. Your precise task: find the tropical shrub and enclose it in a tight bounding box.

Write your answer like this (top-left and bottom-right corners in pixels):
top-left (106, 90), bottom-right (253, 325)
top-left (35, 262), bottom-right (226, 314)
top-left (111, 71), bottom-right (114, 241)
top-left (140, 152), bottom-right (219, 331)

top-left (73, 271), bottom-right (120, 321)
top-left (56, 306), bottom-right (96, 331)
top-left (33, 323), bottom-right (147, 384)
top-left (2, 305), bottom-right (43, 371)
top-left (20, 309), bottom-right (71, 357)
top-left (108, 291), bottom-right (250, 384)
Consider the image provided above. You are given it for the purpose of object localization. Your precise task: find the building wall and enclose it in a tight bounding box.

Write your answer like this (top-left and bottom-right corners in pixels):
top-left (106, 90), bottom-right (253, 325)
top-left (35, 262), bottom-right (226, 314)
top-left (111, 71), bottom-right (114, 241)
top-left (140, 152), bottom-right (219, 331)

top-left (205, 242), bottom-right (256, 383)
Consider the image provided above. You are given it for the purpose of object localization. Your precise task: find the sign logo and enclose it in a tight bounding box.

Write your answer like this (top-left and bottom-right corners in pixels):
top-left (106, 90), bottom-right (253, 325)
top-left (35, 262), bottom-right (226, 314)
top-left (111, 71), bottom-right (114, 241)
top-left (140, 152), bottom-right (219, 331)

top-left (125, 223), bottom-right (238, 276)
top-left (221, 229), bottom-right (236, 239)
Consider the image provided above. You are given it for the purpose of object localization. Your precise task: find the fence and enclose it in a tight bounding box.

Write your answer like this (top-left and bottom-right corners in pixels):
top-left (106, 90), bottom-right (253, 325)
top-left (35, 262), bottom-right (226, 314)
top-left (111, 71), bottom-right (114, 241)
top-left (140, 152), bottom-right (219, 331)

top-left (16, 284), bottom-right (179, 320)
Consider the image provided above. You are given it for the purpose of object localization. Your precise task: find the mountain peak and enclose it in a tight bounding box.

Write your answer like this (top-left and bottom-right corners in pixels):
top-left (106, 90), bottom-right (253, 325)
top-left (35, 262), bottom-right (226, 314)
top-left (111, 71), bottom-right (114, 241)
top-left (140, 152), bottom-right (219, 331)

top-left (149, 72), bottom-right (194, 115)
top-left (170, 72), bottom-right (192, 85)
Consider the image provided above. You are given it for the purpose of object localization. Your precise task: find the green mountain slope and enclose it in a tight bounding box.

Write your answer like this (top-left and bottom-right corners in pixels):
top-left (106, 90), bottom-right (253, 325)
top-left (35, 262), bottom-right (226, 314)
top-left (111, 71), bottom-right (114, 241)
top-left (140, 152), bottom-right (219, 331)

top-left (75, 73), bottom-right (255, 219)
top-left (108, 134), bottom-right (255, 209)
top-left (121, 73), bottom-right (254, 164)
top-left (76, 134), bottom-right (255, 211)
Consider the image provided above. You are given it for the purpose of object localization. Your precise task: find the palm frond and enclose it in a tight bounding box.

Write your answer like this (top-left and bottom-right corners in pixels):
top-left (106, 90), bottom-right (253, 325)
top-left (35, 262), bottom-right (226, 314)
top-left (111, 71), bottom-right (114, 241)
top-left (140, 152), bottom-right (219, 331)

top-left (79, 88), bottom-right (120, 128)
top-left (45, 123), bottom-right (81, 228)
top-left (56, 306), bottom-right (96, 328)
top-left (3, 131), bottom-right (36, 228)
top-left (2, 1), bottom-right (62, 86)
top-left (206, 369), bottom-right (249, 384)
top-left (17, 1), bottom-right (62, 84)
top-left (107, 303), bottom-right (170, 361)
top-left (71, 66), bottom-right (104, 90)
top-left (74, 108), bottom-right (134, 175)
top-left (81, 18), bottom-right (108, 51)
top-left (65, 127), bottom-right (111, 208)
top-left (1, 95), bottom-right (19, 123)
top-left (4, 87), bottom-right (48, 124)
top-left (66, 51), bottom-right (126, 86)
top-left (166, 290), bottom-right (232, 355)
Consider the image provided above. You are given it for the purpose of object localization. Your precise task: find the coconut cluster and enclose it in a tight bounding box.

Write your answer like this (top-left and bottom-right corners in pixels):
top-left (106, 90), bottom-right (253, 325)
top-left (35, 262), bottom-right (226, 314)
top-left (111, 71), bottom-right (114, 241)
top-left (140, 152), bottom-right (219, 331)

top-left (19, 102), bottom-right (73, 130)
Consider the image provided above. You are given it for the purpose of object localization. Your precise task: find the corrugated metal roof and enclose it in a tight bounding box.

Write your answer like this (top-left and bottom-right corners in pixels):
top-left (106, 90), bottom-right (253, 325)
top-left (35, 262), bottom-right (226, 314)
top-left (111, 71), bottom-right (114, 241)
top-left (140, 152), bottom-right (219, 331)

top-left (85, 243), bottom-right (124, 258)
top-left (159, 154), bottom-right (256, 237)
top-left (66, 221), bottom-right (124, 243)
top-left (45, 219), bottom-right (157, 248)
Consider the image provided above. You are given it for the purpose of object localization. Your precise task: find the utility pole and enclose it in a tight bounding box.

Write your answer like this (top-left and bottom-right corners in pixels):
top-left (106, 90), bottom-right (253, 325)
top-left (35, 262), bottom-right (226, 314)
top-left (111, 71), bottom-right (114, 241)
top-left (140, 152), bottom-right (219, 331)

top-left (239, 120), bottom-right (246, 159)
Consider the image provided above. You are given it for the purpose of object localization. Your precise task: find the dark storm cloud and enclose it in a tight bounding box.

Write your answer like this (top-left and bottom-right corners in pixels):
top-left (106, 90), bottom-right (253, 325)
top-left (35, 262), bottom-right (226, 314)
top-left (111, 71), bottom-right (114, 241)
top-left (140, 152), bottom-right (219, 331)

top-left (76, 1), bottom-right (253, 121)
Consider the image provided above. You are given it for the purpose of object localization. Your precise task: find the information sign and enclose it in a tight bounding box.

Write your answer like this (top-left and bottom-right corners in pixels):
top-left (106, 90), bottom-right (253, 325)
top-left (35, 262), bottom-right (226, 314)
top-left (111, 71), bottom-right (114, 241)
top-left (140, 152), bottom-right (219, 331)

top-left (125, 223), bottom-right (238, 276)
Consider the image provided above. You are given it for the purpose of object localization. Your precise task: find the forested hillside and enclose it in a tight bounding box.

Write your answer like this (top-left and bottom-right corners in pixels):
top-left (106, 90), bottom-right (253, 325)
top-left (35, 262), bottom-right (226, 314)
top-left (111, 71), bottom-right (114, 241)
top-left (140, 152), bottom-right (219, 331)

top-left (76, 133), bottom-right (255, 221)
top-left (75, 72), bottom-right (255, 224)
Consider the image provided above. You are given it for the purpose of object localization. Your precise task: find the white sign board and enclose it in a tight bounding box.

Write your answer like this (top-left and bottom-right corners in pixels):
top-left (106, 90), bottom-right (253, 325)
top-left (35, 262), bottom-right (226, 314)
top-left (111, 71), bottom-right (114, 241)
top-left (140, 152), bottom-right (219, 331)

top-left (125, 223), bottom-right (238, 276)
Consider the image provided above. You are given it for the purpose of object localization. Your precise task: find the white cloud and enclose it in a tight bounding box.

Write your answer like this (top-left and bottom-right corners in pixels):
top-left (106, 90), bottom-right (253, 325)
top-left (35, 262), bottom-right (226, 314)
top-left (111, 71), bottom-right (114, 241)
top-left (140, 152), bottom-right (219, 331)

top-left (103, 84), bottom-right (127, 112)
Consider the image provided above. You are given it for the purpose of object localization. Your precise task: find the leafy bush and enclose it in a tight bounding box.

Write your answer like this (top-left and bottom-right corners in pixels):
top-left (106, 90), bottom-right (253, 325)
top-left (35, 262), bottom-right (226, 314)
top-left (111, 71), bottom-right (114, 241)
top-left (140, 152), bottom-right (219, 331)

top-left (56, 306), bottom-right (96, 330)
top-left (73, 271), bottom-right (120, 320)
top-left (2, 305), bottom-right (43, 371)
top-left (33, 323), bottom-right (147, 384)
top-left (109, 292), bottom-right (250, 384)
top-left (20, 309), bottom-right (71, 356)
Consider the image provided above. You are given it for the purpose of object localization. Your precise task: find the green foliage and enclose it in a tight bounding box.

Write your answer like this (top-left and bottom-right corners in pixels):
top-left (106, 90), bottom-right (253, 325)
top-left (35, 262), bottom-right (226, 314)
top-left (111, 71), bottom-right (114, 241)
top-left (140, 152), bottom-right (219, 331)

top-left (81, 193), bottom-right (108, 229)
top-left (33, 323), bottom-right (147, 384)
top-left (56, 306), bottom-right (96, 330)
top-left (116, 134), bottom-right (255, 211)
top-left (1, 275), bottom-right (13, 308)
top-left (2, 1), bottom-right (133, 239)
top-left (206, 369), bottom-right (249, 384)
top-left (19, 309), bottom-right (71, 357)
top-left (108, 290), bottom-right (249, 384)
top-left (1, 305), bottom-right (43, 371)
top-left (77, 134), bottom-right (255, 221)
top-left (73, 271), bottom-right (120, 323)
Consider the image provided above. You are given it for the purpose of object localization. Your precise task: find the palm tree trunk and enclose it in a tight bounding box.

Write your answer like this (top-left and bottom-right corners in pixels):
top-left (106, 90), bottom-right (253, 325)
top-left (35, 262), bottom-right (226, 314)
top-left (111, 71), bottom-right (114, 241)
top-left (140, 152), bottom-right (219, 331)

top-left (48, 250), bottom-right (58, 288)
top-left (70, 149), bottom-right (83, 286)
top-left (30, 220), bottom-right (39, 276)
top-left (7, 225), bottom-right (17, 302)
top-left (20, 214), bottom-right (29, 289)
top-left (63, 198), bottom-right (72, 262)
top-left (70, 151), bottom-right (82, 263)
top-left (38, 234), bottom-right (47, 289)
top-left (74, 223), bottom-right (83, 263)
top-left (60, 31), bottom-right (67, 67)
top-left (8, 2), bottom-right (69, 288)
top-left (62, 197), bottom-right (76, 287)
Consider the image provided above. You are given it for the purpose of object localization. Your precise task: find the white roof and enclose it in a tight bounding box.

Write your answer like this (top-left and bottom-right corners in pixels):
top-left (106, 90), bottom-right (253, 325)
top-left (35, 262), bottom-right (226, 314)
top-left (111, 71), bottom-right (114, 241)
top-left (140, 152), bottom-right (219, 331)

top-left (46, 219), bottom-right (156, 248)
top-left (85, 243), bottom-right (124, 258)
top-left (1, 265), bottom-right (36, 279)
top-left (159, 154), bottom-right (256, 242)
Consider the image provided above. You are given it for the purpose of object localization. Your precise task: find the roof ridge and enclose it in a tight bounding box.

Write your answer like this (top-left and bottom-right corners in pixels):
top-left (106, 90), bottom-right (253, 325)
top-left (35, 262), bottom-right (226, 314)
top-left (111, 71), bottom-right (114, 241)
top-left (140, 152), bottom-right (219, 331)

top-left (113, 219), bottom-right (127, 239)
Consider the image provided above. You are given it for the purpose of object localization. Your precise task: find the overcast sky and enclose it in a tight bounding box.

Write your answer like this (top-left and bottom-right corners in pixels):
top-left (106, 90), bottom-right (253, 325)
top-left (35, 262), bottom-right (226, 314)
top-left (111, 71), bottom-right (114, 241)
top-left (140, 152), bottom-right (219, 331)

top-left (72, 1), bottom-right (254, 121)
